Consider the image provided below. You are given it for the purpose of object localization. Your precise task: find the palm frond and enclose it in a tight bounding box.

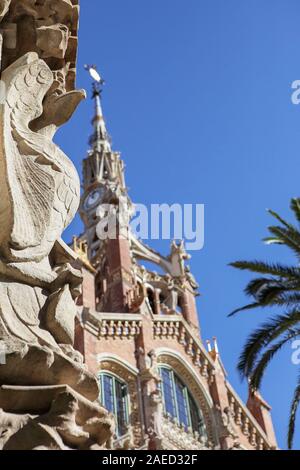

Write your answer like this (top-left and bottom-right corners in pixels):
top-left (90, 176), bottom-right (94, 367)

top-left (268, 226), bottom-right (300, 259)
top-left (230, 199), bottom-right (300, 446)
top-left (230, 260), bottom-right (300, 280)
top-left (245, 277), bottom-right (300, 299)
top-left (237, 310), bottom-right (300, 379)
top-left (271, 293), bottom-right (300, 308)
top-left (267, 209), bottom-right (291, 229)
top-left (253, 283), bottom-right (299, 305)
top-left (290, 198), bottom-right (300, 224)
top-left (263, 236), bottom-right (285, 245)
top-left (230, 293), bottom-right (300, 317)
top-left (288, 373), bottom-right (300, 449)
top-left (229, 302), bottom-right (260, 317)
top-left (250, 329), bottom-right (300, 390)
top-left (244, 278), bottom-right (276, 297)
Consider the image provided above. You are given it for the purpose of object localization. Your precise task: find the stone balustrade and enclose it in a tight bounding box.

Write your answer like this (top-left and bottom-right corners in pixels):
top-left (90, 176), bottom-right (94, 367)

top-left (226, 386), bottom-right (272, 450)
top-left (82, 309), bottom-right (142, 339)
top-left (153, 315), bottom-right (215, 381)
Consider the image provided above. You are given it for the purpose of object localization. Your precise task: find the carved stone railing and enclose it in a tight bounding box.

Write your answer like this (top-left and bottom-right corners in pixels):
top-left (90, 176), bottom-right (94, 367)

top-left (153, 315), bottom-right (215, 381)
top-left (82, 309), bottom-right (142, 339)
top-left (160, 414), bottom-right (211, 450)
top-left (226, 385), bottom-right (273, 450)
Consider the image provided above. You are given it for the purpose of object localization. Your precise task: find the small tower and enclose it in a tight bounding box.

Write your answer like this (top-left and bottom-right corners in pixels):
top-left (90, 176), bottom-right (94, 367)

top-left (74, 66), bottom-right (277, 451)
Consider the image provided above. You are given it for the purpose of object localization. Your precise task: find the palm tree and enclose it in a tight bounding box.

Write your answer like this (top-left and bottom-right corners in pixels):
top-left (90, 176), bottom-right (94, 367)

top-left (229, 198), bottom-right (300, 449)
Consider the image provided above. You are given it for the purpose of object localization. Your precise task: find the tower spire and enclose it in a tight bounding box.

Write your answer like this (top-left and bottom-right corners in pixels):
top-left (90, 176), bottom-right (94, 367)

top-left (80, 64), bottom-right (128, 245)
top-left (85, 65), bottom-right (111, 153)
top-left (81, 65), bottom-right (125, 192)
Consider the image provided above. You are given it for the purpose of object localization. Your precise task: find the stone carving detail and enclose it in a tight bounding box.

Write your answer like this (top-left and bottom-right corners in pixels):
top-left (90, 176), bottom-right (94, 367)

top-left (0, 386), bottom-right (115, 450)
top-left (146, 389), bottom-right (164, 445)
top-left (0, 0), bottom-right (115, 450)
top-left (0, 0), bottom-right (79, 93)
top-left (214, 405), bottom-right (239, 443)
top-left (136, 348), bottom-right (164, 448)
top-left (160, 415), bottom-right (211, 450)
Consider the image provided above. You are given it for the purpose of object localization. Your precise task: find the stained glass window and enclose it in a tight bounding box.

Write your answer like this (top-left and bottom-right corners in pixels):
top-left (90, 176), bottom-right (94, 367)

top-left (159, 366), bottom-right (207, 436)
top-left (99, 373), bottom-right (129, 437)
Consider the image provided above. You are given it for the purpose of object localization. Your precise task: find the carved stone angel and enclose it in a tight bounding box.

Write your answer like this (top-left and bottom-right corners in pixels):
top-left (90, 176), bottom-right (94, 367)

top-left (0, 52), bottom-right (90, 389)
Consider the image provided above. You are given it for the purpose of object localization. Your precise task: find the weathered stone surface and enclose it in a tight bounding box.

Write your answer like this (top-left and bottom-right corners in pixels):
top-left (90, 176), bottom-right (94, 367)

top-left (0, 385), bottom-right (115, 450)
top-left (0, 0), bottom-right (115, 451)
top-left (0, 0), bottom-right (79, 91)
top-left (0, 51), bottom-right (83, 347)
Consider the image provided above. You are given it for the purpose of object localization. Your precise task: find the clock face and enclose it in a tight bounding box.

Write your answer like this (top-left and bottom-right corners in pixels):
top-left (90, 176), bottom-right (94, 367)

top-left (84, 188), bottom-right (104, 210)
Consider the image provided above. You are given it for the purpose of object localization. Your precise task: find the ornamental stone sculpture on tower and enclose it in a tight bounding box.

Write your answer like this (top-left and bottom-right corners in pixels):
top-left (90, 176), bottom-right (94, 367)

top-left (0, 0), bottom-right (115, 450)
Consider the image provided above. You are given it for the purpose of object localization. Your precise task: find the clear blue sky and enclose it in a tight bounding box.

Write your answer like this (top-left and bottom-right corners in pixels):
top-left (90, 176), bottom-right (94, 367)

top-left (57, 0), bottom-right (300, 449)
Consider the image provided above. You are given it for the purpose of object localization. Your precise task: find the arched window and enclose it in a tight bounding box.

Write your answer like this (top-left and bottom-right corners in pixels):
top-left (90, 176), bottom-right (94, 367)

top-left (99, 373), bottom-right (129, 437)
top-left (159, 366), bottom-right (207, 437)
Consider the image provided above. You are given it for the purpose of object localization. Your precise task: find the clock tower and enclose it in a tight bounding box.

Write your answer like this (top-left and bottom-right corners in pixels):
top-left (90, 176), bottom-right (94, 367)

top-left (79, 68), bottom-right (134, 312)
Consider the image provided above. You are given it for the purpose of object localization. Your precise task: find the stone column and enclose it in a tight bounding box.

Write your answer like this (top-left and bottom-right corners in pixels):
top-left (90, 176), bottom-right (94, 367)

top-left (0, 1), bottom-right (115, 450)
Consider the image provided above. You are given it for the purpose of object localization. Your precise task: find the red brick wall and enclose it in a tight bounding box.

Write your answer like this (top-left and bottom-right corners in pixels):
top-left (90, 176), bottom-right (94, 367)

top-left (83, 332), bottom-right (138, 375)
top-left (80, 267), bottom-right (96, 310)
